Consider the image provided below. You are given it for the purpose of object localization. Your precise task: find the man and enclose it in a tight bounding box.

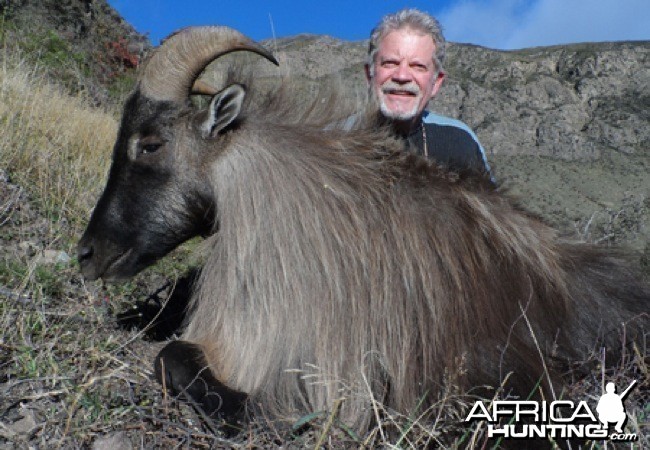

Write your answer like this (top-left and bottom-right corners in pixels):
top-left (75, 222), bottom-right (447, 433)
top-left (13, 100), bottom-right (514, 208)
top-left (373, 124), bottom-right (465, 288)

top-left (366, 8), bottom-right (492, 178)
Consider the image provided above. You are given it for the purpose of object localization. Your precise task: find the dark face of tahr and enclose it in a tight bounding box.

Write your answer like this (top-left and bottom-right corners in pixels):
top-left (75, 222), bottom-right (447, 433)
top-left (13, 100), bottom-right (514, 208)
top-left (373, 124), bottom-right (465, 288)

top-left (77, 92), bottom-right (214, 281)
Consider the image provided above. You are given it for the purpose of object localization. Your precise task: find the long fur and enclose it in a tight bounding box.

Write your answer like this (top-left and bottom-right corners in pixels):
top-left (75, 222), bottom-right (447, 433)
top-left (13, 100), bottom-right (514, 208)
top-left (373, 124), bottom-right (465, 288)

top-left (181, 76), bottom-right (648, 429)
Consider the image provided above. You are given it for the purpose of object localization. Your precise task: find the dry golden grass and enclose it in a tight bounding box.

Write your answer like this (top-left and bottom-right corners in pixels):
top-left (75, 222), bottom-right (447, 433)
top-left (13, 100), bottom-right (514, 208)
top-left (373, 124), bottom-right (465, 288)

top-left (0, 52), bottom-right (116, 243)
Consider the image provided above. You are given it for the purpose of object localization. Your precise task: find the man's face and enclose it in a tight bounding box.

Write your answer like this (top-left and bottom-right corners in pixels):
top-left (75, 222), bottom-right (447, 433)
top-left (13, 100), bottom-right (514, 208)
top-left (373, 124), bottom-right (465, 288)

top-left (367, 28), bottom-right (445, 121)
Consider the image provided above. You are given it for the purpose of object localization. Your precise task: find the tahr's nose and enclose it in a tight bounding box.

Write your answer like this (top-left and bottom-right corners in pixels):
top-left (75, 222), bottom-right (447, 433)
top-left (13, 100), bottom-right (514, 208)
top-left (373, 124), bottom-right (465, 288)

top-left (77, 243), bottom-right (94, 264)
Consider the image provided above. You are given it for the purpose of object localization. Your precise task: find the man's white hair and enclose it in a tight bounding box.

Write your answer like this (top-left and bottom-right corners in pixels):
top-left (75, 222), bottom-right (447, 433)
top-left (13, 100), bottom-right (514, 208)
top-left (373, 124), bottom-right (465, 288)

top-left (367, 8), bottom-right (446, 77)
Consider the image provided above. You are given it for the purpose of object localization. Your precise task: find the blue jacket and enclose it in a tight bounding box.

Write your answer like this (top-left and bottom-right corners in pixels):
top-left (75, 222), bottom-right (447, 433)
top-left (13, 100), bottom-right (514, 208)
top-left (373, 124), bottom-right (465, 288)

top-left (410, 111), bottom-right (492, 179)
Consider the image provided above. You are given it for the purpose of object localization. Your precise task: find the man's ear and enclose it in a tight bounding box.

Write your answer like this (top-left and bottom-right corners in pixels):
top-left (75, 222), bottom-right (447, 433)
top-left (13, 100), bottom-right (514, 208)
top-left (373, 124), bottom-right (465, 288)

top-left (201, 83), bottom-right (246, 138)
top-left (364, 63), bottom-right (372, 84)
top-left (430, 71), bottom-right (445, 99)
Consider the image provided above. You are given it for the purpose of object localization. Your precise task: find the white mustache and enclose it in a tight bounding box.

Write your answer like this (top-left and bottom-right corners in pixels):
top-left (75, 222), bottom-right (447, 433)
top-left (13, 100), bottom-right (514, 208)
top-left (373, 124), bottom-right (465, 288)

top-left (381, 81), bottom-right (420, 96)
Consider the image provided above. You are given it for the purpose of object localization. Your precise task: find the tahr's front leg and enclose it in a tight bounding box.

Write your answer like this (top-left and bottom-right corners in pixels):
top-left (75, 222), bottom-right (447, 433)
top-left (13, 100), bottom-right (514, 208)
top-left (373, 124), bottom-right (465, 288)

top-left (154, 340), bottom-right (247, 426)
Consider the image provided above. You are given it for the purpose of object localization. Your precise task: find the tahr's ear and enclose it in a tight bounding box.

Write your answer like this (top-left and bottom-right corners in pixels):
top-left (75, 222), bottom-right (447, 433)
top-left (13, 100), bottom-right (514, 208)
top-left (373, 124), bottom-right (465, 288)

top-left (201, 83), bottom-right (246, 138)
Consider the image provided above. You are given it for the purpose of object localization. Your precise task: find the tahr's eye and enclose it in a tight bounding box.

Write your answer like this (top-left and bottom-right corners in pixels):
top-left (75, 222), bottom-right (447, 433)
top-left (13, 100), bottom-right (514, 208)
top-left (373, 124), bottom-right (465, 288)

top-left (141, 143), bottom-right (162, 154)
top-left (137, 136), bottom-right (164, 157)
top-left (128, 135), bottom-right (166, 161)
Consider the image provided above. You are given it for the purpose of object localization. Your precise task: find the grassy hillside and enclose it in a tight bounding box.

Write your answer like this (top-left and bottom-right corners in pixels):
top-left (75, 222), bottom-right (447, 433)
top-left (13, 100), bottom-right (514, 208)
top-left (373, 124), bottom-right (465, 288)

top-left (0, 53), bottom-right (115, 235)
top-left (0, 56), bottom-right (209, 448)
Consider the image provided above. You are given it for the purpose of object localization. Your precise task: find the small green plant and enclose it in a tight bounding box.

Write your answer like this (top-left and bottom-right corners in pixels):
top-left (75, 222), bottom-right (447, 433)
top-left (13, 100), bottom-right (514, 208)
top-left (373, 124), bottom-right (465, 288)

top-left (0, 258), bottom-right (28, 287)
top-left (33, 263), bottom-right (65, 298)
top-left (15, 345), bottom-right (42, 378)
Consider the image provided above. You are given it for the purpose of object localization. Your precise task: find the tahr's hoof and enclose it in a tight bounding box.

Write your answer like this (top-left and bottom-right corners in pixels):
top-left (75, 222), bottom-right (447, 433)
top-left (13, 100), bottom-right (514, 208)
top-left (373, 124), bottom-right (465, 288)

top-left (155, 340), bottom-right (247, 425)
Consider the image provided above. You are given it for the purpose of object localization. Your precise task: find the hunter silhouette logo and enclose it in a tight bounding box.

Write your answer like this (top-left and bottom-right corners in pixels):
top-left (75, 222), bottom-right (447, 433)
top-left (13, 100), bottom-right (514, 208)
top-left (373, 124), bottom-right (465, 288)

top-left (596, 380), bottom-right (636, 434)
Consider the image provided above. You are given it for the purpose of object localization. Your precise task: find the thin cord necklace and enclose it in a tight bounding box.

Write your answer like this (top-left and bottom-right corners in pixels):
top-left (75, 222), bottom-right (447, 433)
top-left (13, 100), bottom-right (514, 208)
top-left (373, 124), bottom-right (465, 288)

top-left (421, 121), bottom-right (429, 158)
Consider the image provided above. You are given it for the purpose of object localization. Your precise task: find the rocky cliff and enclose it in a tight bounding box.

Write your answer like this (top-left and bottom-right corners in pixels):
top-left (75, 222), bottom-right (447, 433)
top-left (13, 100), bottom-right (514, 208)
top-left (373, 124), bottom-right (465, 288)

top-left (245, 36), bottom-right (649, 162)
top-left (0, 0), bottom-right (149, 103)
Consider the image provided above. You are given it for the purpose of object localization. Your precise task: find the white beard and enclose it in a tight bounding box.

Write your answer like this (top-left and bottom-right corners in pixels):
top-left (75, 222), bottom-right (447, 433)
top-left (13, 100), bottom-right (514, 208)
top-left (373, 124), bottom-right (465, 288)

top-left (374, 80), bottom-right (422, 121)
top-left (378, 96), bottom-right (420, 121)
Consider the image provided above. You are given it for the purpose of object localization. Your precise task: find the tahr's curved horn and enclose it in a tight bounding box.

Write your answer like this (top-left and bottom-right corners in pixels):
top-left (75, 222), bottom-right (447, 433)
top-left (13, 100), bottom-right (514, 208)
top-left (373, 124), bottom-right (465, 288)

top-left (191, 80), bottom-right (218, 96)
top-left (139, 26), bottom-right (278, 103)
